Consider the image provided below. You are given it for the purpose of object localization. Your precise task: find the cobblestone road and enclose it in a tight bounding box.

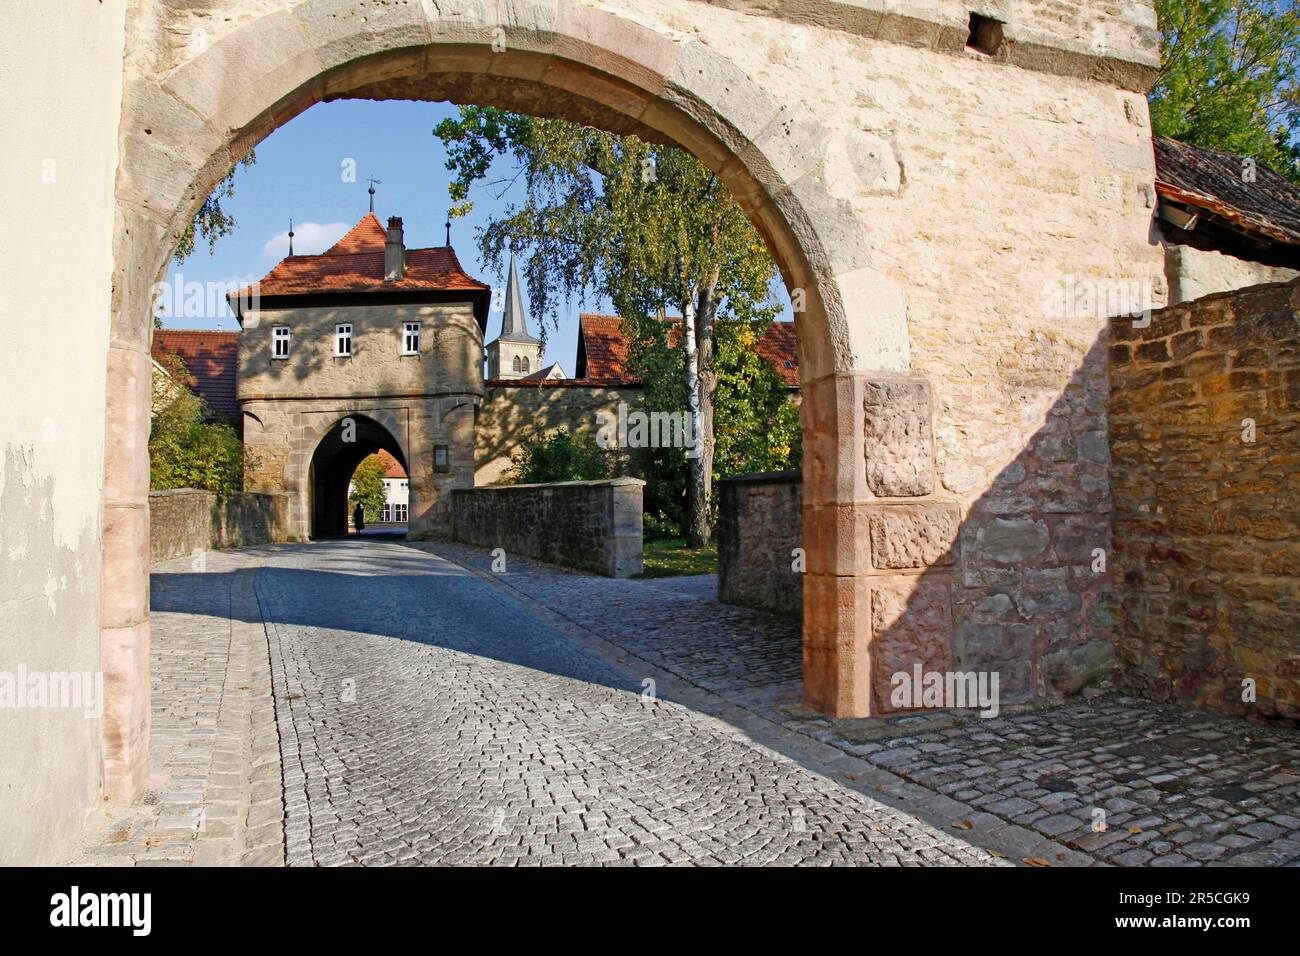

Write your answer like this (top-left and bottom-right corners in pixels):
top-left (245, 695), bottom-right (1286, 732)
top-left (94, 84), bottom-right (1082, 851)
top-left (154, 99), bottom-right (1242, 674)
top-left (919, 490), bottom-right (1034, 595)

top-left (259, 539), bottom-right (1001, 866)
top-left (75, 537), bottom-right (1298, 867)
top-left (427, 541), bottom-right (1300, 867)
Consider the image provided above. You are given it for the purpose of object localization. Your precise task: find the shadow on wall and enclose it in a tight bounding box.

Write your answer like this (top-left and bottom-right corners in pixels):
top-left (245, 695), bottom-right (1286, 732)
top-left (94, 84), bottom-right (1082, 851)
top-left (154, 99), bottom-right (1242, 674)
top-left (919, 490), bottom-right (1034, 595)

top-left (868, 333), bottom-right (1116, 714)
top-left (726, 331), bottom-right (1119, 714)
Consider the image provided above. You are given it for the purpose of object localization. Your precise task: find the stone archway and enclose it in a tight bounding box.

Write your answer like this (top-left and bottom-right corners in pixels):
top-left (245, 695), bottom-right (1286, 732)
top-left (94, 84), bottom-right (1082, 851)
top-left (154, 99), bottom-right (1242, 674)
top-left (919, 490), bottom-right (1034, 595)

top-left (307, 415), bottom-right (408, 539)
top-left (103, 1), bottom-right (926, 798)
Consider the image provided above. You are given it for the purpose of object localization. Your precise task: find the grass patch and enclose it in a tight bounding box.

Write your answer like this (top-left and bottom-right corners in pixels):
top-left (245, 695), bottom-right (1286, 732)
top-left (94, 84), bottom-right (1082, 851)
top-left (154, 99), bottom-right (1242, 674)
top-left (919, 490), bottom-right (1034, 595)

top-left (639, 537), bottom-right (718, 578)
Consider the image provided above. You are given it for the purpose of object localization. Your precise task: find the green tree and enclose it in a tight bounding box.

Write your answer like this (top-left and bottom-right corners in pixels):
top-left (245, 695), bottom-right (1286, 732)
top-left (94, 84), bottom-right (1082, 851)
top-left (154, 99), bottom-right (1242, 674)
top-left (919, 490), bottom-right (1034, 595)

top-left (150, 354), bottom-right (247, 493)
top-left (173, 149), bottom-right (257, 263)
top-left (435, 108), bottom-right (783, 546)
top-left (1150, 0), bottom-right (1300, 182)
top-left (623, 315), bottom-right (801, 534)
top-left (348, 455), bottom-right (389, 524)
top-left (508, 428), bottom-right (614, 484)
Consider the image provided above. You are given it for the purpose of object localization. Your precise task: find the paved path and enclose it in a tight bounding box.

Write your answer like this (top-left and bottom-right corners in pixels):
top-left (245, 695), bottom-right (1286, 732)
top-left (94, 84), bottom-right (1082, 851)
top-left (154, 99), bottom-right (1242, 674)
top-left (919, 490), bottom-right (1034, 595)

top-left (74, 537), bottom-right (1299, 866)
top-left (69, 549), bottom-right (283, 866)
top-left (428, 540), bottom-right (1300, 867)
top-left (258, 539), bottom-right (999, 866)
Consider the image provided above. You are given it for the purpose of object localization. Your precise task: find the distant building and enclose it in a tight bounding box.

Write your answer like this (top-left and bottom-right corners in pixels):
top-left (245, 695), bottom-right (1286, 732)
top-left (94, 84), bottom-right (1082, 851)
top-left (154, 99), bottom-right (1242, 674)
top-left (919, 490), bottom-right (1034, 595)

top-left (152, 210), bottom-right (800, 527)
top-left (485, 251), bottom-right (545, 380)
top-left (150, 329), bottom-right (240, 425)
top-left (228, 211), bottom-right (489, 539)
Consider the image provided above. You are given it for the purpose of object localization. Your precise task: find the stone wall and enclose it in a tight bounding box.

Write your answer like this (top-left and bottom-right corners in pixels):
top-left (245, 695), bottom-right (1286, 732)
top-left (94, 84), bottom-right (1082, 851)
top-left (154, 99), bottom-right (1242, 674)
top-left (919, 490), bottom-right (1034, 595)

top-left (149, 489), bottom-right (291, 564)
top-left (450, 478), bottom-right (644, 578)
top-left (476, 382), bottom-right (642, 485)
top-left (1110, 278), bottom-right (1300, 719)
top-left (1164, 243), bottom-right (1299, 305)
top-left (717, 471), bottom-right (802, 616)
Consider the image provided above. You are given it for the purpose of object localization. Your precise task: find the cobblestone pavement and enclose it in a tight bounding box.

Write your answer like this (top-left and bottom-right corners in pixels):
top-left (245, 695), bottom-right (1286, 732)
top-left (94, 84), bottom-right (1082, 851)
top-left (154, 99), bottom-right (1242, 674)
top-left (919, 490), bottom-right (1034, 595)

top-left (67, 549), bottom-right (284, 866)
top-left (421, 541), bottom-right (1300, 867)
top-left (74, 538), bottom-right (1298, 867)
top-left (258, 539), bottom-right (1003, 866)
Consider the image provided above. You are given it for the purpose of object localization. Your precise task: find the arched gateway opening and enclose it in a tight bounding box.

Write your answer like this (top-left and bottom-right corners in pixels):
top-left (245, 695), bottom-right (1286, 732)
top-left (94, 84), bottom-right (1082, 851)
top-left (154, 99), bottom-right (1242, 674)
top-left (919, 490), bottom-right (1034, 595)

top-left (103, 3), bottom-right (923, 798)
top-left (309, 417), bottom-right (408, 539)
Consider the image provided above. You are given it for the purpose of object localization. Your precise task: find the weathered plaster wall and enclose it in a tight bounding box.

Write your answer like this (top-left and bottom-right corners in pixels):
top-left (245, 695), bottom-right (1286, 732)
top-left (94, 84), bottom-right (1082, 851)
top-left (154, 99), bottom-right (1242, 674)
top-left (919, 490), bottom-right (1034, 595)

top-left (0, 0), bottom-right (127, 864)
top-left (451, 478), bottom-right (645, 577)
top-left (148, 489), bottom-right (290, 563)
top-left (717, 471), bottom-right (803, 616)
top-left (1164, 243), bottom-right (1300, 306)
top-left (1111, 279), bottom-right (1300, 720)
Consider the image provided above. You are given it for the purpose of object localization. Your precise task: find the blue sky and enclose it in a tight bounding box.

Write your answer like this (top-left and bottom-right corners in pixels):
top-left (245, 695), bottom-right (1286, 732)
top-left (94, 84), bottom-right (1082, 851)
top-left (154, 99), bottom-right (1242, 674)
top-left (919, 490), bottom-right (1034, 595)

top-left (159, 98), bottom-right (790, 373)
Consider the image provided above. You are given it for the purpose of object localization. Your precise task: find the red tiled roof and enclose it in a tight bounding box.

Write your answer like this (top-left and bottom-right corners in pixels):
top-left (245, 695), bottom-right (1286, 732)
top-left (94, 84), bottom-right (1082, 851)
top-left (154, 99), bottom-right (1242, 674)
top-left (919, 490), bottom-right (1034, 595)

top-left (1155, 137), bottom-right (1300, 247)
top-left (376, 448), bottom-right (407, 479)
top-left (324, 213), bottom-right (388, 255)
top-left (575, 313), bottom-right (799, 386)
top-left (230, 213), bottom-right (490, 303)
top-left (151, 329), bottom-right (240, 420)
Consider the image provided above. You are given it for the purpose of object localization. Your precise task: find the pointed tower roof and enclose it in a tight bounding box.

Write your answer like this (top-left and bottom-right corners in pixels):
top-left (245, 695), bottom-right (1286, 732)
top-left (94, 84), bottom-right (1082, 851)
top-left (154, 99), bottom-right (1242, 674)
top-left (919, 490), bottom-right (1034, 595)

top-left (496, 250), bottom-right (540, 344)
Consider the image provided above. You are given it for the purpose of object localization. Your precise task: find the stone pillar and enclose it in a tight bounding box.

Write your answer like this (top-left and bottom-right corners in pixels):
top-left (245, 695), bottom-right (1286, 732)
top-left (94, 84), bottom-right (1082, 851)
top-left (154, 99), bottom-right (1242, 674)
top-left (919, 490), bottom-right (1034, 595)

top-left (100, 345), bottom-right (152, 800)
top-left (801, 372), bottom-right (959, 717)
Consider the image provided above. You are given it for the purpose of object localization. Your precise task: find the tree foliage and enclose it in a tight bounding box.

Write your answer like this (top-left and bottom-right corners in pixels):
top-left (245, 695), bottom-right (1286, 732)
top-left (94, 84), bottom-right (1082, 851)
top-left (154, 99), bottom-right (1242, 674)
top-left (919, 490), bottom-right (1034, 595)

top-left (173, 149), bottom-right (257, 262)
top-left (149, 354), bottom-right (247, 494)
top-left (434, 107), bottom-right (788, 544)
top-left (348, 455), bottom-right (389, 524)
top-left (1150, 0), bottom-right (1300, 181)
top-left (508, 428), bottom-right (614, 484)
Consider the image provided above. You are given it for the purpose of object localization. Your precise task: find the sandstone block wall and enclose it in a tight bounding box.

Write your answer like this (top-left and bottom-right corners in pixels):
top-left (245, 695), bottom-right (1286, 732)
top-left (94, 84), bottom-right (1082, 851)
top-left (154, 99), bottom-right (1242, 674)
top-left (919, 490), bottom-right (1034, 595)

top-left (717, 471), bottom-right (802, 616)
top-left (149, 489), bottom-right (290, 564)
top-left (450, 478), bottom-right (644, 577)
top-left (1110, 278), bottom-right (1300, 719)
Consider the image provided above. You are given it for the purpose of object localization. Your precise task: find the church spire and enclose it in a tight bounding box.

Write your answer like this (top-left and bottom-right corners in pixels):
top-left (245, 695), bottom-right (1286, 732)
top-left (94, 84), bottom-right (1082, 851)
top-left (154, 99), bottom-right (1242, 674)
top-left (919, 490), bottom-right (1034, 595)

top-left (498, 249), bottom-right (539, 343)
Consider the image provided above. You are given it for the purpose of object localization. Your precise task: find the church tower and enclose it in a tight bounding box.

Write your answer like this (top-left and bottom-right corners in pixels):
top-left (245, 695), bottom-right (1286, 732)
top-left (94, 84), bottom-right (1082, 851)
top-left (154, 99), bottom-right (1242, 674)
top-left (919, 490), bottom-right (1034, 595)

top-left (485, 250), bottom-right (543, 380)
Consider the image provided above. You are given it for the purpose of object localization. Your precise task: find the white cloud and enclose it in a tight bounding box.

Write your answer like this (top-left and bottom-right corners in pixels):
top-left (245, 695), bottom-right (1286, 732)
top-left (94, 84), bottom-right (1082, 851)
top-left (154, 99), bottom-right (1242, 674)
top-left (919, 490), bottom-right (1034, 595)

top-left (261, 221), bottom-right (348, 261)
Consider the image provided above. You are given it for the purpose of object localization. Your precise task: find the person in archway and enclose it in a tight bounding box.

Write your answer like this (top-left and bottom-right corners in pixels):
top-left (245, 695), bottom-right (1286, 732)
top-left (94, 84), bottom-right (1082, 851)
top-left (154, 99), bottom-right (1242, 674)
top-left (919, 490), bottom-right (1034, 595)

top-left (352, 502), bottom-right (365, 535)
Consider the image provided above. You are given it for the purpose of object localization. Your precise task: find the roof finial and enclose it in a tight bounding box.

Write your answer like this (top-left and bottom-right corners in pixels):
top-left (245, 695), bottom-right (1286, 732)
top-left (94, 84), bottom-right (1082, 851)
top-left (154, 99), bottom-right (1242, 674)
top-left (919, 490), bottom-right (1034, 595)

top-left (367, 176), bottom-right (381, 213)
top-left (445, 216), bottom-right (451, 247)
top-left (287, 219), bottom-right (294, 256)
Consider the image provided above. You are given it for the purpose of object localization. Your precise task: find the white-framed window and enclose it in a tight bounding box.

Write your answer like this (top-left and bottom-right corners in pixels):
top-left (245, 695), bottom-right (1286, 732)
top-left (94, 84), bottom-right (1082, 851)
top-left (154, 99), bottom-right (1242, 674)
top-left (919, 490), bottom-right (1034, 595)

top-left (395, 503), bottom-right (408, 523)
top-left (271, 325), bottom-right (291, 359)
top-left (382, 503), bottom-right (392, 522)
top-left (402, 321), bottom-right (421, 355)
top-left (335, 323), bottom-right (353, 357)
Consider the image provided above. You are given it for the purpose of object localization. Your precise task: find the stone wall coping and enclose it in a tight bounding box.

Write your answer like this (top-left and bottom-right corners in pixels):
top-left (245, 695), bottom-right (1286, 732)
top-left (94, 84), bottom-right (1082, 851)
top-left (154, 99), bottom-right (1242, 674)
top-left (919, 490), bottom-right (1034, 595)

top-left (455, 476), bottom-right (646, 492)
top-left (720, 469), bottom-right (802, 486)
top-left (149, 488), bottom-right (289, 500)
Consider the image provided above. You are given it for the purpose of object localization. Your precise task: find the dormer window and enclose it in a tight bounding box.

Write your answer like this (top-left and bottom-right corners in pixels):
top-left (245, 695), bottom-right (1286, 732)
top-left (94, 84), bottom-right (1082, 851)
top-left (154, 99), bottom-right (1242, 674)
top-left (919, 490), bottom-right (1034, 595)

top-left (272, 325), bottom-right (290, 359)
top-left (402, 321), bottom-right (421, 355)
top-left (335, 323), bottom-right (353, 357)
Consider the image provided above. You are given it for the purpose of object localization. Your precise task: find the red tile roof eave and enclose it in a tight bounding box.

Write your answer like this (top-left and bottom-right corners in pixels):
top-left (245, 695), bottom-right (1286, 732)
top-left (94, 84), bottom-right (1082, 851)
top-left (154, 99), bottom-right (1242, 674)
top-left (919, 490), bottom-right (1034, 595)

top-left (1155, 180), bottom-right (1300, 247)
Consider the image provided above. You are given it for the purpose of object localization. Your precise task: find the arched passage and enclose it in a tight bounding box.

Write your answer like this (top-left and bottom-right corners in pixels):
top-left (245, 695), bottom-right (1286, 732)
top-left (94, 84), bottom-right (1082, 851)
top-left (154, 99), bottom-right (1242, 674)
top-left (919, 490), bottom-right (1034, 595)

top-left (103, 2), bottom-right (928, 798)
top-left (308, 416), bottom-right (408, 539)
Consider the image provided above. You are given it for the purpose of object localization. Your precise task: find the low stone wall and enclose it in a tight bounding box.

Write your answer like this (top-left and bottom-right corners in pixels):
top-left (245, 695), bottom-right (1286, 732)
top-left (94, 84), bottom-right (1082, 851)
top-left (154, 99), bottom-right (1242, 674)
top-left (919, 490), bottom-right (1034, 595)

top-left (149, 489), bottom-right (291, 564)
top-left (1110, 278), bottom-right (1300, 720)
top-left (450, 478), bottom-right (644, 578)
top-left (717, 470), bottom-right (803, 616)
